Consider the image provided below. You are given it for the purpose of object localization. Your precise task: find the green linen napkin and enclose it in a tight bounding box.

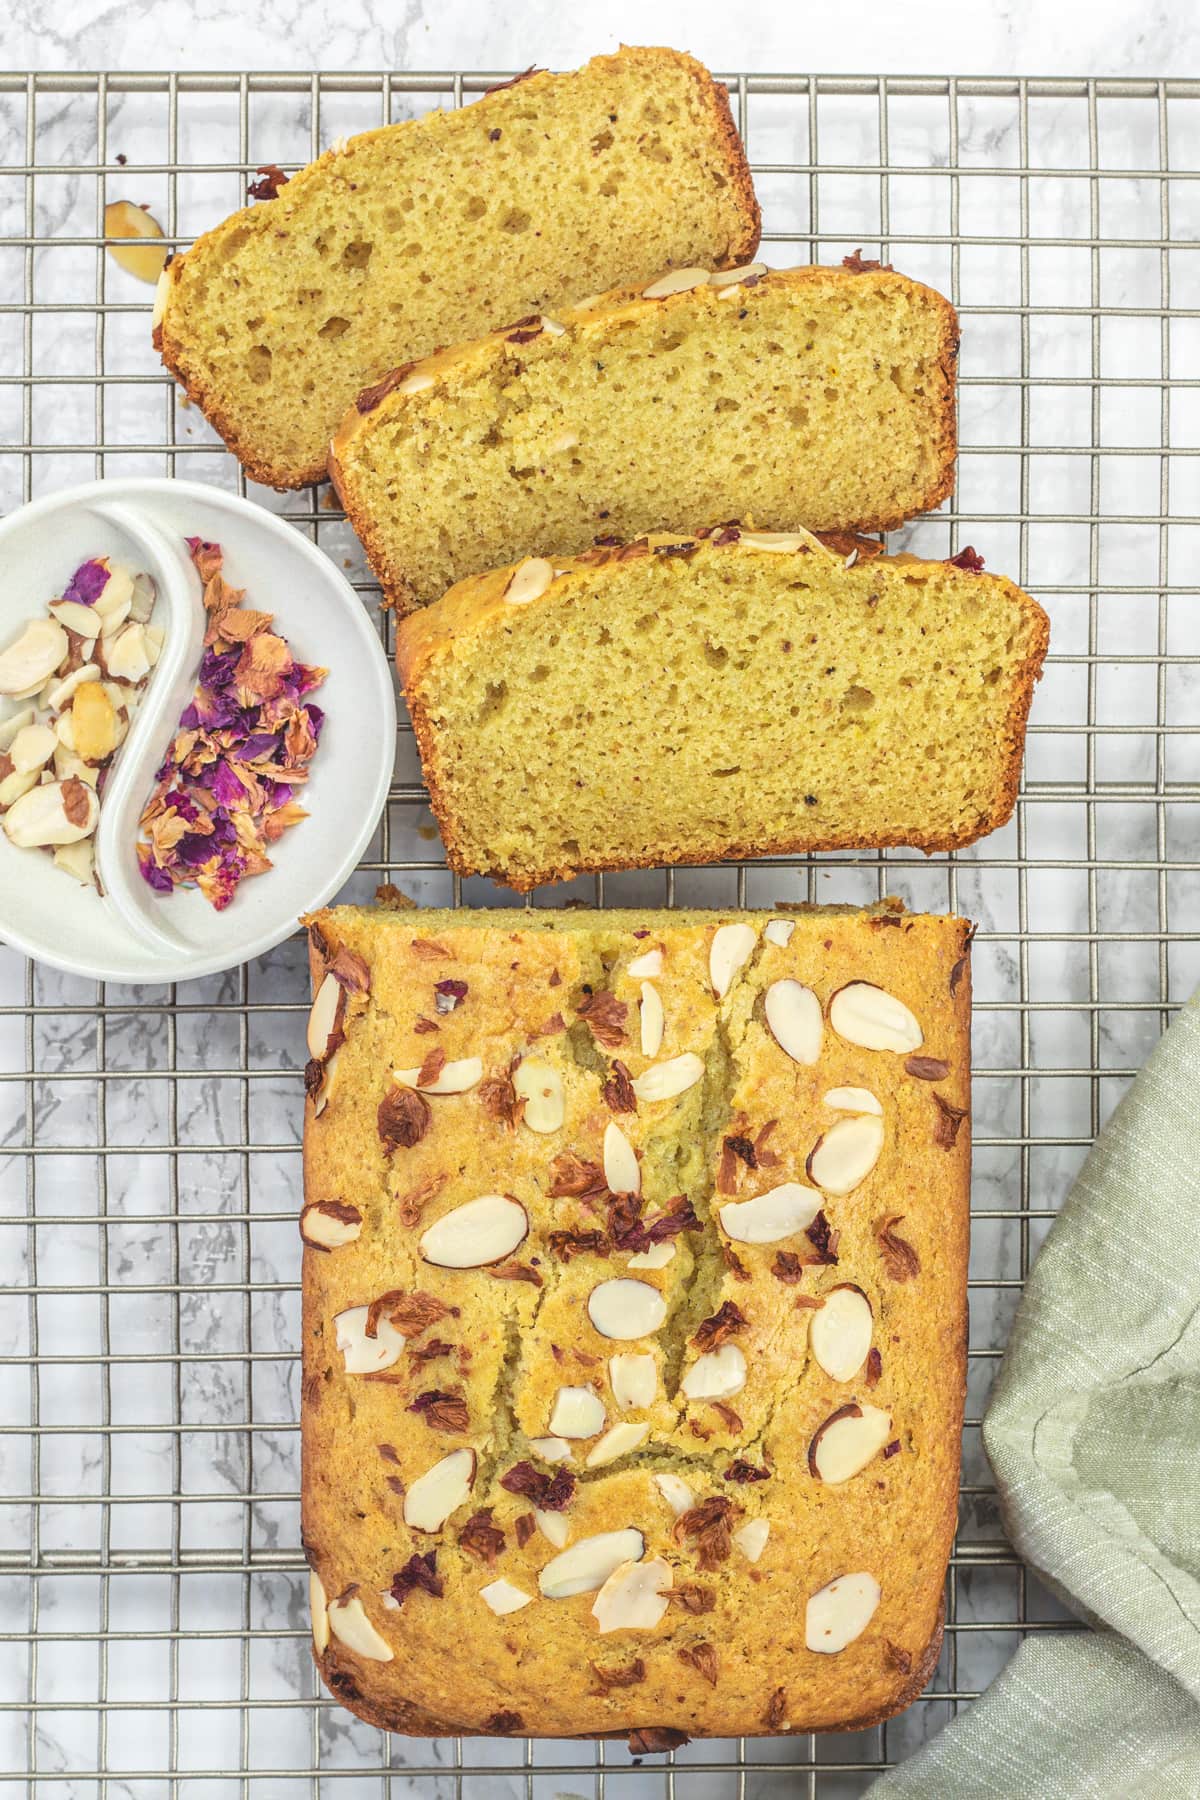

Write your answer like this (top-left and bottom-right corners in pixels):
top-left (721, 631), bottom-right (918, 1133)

top-left (870, 990), bottom-right (1200, 1798)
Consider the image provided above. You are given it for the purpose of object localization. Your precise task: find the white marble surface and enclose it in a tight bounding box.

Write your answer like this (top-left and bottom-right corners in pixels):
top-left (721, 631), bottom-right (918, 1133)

top-left (3, 0), bottom-right (1200, 76)
top-left (1, 3), bottom-right (1198, 1794)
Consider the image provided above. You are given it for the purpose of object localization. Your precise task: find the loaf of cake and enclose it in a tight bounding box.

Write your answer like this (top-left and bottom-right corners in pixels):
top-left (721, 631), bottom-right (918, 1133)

top-left (329, 263), bottom-right (958, 609)
top-left (153, 49), bottom-right (759, 489)
top-left (301, 899), bottom-right (970, 1741)
top-left (393, 529), bottom-right (1048, 890)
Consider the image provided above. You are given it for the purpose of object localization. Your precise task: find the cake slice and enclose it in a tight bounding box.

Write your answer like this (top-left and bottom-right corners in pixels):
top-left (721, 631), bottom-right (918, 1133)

top-left (301, 898), bottom-right (970, 1739)
top-left (329, 263), bottom-right (958, 610)
top-left (394, 531), bottom-right (1048, 889)
top-left (153, 49), bottom-right (759, 489)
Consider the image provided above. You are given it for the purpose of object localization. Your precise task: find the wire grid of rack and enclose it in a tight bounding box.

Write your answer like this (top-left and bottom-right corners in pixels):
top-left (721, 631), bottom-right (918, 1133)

top-left (0, 65), bottom-right (1198, 1799)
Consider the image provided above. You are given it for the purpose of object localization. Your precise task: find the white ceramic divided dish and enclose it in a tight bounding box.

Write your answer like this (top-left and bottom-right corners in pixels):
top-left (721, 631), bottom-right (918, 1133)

top-left (0, 479), bottom-right (395, 984)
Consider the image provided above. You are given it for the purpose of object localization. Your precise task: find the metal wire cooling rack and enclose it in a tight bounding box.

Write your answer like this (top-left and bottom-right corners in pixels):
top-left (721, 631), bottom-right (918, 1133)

top-left (1, 66), bottom-right (1198, 1799)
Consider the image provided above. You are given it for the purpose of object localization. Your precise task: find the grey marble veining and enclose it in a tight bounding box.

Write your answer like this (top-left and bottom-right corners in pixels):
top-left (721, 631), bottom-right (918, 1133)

top-left (2, 4), bottom-right (1198, 1793)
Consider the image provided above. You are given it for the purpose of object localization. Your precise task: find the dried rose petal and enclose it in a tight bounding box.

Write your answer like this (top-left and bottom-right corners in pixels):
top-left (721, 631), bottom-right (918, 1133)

top-left (63, 559), bottom-right (110, 605)
top-left (137, 537), bottom-right (325, 912)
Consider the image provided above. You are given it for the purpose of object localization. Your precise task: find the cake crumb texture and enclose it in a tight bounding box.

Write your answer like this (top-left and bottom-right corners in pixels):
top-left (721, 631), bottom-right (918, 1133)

top-left (394, 531), bottom-right (1049, 890)
top-left (330, 265), bottom-right (958, 609)
top-left (155, 48), bottom-right (759, 489)
top-left (301, 901), bottom-right (970, 1738)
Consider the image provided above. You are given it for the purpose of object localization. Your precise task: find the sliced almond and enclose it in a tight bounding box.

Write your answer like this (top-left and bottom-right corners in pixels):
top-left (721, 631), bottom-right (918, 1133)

top-left (2, 780), bottom-right (98, 848)
top-left (151, 264), bottom-right (171, 330)
top-left (0, 619), bottom-right (68, 696)
top-left (310, 1570), bottom-right (330, 1653)
top-left (733, 1518), bottom-right (770, 1563)
top-left (738, 529), bottom-right (823, 553)
top-left (540, 314), bottom-right (567, 336)
top-left (48, 599), bottom-right (103, 639)
top-left (392, 1056), bottom-right (483, 1095)
top-left (504, 557), bottom-right (554, 605)
top-left (710, 922), bottom-right (757, 998)
top-left (765, 979), bottom-right (823, 1065)
top-left (603, 1120), bottom-right (640, 1195)
top-left (626, 946), bottom-right (663, 979)
top-left (763, 918), bottom-right (795, 948)
top-left (480, 1578), bottom-right (533, 1616)
top-left (539, 1528), bottom-right (644, 1599)
top-left (71, 681), bottom-right (118, 762)
top-left (0, 707), bottom-right (36, 752)
top-left (333, 1304), bottom-right (405, 1374)
top-left (104, 200), bottom-right (168, 283)
top-left (824, 1086), bottom-right (883, 1116)
top-left (709, 260), bottom-right (768, 289)
top-left (626, 1241), bottom-right (675, 1271)
top-left (46, 664), bottom-right (101, 712)
top-left (807, 1114), bottom-right (884, 1196)
top-left (653, 1473), bottom-right (694, 1516)
top-left (548, 1385), bottom-right (606, 1439)
top-left (95, 565), bottom-right (134, 617)
top-left (808, 1403), bottom-right (892, 1484)
top-left (403, 1446), bottom-right (476, 1532)
top-left (306, 972), bottom-right (346, 1062)
top-left (143, 625), bottom-right (165, 666)
top-left (327, 1592), bottom-right (394, 1661)
top-left (529, 1436), bottom-right (572, 1463)
top-left (809, 1285), bottom-right (873, 1383)
top-left (805, 1571), bottom-right (881, 1653)
top-left (681, 1343), bottom-right (746, 1401)
top-left (534, 1507), bottom-right (570, 1548)
top-left (642, 266), bottom-right (710, 298)
top-left (632, 1053), bottom-right (704, 1104)
top-left (0, 767), bottom-right (38, 809)
top-left (9, 723), bottom-right (56, 775)
top-left (53, 839), bottom-right (95, 885)
top-left (53, 747), bottom-right (98, 789)
top-left (300, 1199), bottom-right (363, 1251)
top-left (591, 1555), bottom-right (672, 1633)
top-left (0, 707), bottom-right (35, 752)
top-left (129, 571), bottom-right (157, 622)
top-left (586, 1421), bottom-right (650, 1468)
top-left (419, 1193), bottom-right (529, 1268)
top-left (311, 1048), bottom-right (340, 1120)
top-left (609, 1352), bottom-right (656, 1410)
top-left (512, 1058), bottom-right (564, 1132)
top-left (639, 980), bottom-right (664, 1057)
top-left (829, 982), bottom-right (923, 1054)
top-left (99, 595), bottom-right (132, 639)
top-left (587, 1278), bottom-right (667, 1341)
top-left (54, 710), bottom-right (76, 751)
top-left (105, 623), bottom-right (152, 684)
top-left (719, 1181), bottom-right (821, 1246)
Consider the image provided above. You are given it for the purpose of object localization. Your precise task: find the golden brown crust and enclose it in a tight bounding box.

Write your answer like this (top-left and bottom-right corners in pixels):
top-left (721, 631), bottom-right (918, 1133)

top-left (156, 48), bottom-right (761, 491)
top-left (300, 902), bottom-right (970, 1739)
top-left (330, 265), bottom-right (959, 610)
top-left (311, 1592), bottom-right (949, 1739)
top-left (394, 532), bottom-right (1048, 891)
